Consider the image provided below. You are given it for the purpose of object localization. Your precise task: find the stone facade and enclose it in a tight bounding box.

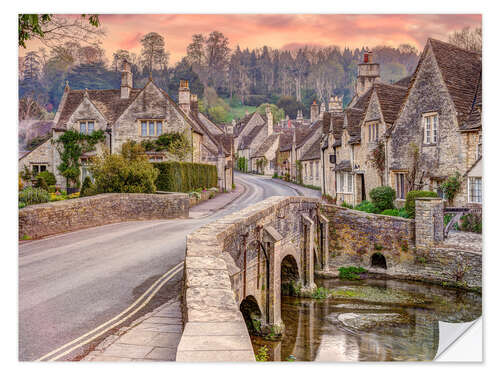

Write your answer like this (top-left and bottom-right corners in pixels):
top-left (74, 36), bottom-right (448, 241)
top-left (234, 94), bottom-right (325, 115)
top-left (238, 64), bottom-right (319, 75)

top-left (19, 193), bottom-right (189, 239)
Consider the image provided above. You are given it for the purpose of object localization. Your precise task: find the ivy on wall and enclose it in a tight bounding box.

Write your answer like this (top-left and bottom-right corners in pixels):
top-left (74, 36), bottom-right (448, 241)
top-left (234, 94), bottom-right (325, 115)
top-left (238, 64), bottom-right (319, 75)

top-left (53, 129), bottom-right (105, 188)
top-left (140, 132), bottom-right (192, 161)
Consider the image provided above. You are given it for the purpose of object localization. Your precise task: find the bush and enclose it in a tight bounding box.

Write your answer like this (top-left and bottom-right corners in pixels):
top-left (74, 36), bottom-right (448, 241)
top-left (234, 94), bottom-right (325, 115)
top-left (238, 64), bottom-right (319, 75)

top-left (154, 161), bottom-right (218, 193)
top-left (341, 201), bottom-right (353, 209)
top-left (19, 202), bottom-right (26, 209)
top-left (354, 200), bottom-right (378, 214)
top-left (37, 171), bottom-right (56, 186)
top-left (381, 208), bottom-right (399, 216)
top-left (405, 190), bottom-right (438, 218)
top-left (19, 187), bottom-right (50, 206)
top-left (459, 213), bottom-right (482, 233)
top-left (90, 143), bottom-right (159, 194)
top-left (34, 176), bottom-right (49, 191)
top-left (369, 186), bottom-right (395, 212)
top-left (338, 266), bottom-right (367, 280)
top-left (80, 176), bottom-right (95, 197)
top-left (272, 172), bottom-right (278, 178)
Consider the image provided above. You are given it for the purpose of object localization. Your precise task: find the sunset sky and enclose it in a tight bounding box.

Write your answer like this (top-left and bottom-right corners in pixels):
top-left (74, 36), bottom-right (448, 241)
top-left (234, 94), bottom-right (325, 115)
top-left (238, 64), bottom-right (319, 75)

top-left (22, 14), bottom-right (482, 63)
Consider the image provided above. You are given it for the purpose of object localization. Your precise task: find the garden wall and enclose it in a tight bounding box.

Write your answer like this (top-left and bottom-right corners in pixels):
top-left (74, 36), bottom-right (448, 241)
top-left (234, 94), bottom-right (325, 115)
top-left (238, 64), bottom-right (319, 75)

top-left (19, 193), bottom-right (189, 239)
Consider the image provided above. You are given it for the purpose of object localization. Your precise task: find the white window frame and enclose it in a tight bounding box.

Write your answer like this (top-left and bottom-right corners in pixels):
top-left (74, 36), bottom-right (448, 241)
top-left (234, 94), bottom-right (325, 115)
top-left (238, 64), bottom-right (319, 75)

top-left (336, 172), bottom-right (353, 193)
top-left (422, 113), bottom-right (438, 145)
top-left (468, 177), bottom-right (482, 204)
top-left (140, 120), bottom-right (164, 137)
top-left (79, 120), bottom-right (95, 135)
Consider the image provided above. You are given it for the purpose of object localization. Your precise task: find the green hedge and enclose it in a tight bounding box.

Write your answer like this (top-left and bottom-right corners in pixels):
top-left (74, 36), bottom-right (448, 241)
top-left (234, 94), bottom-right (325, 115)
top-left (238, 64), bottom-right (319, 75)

top-left (405, 190), bottom-right (438, 218)
top-left (153, 161), bottom-right (218, 193)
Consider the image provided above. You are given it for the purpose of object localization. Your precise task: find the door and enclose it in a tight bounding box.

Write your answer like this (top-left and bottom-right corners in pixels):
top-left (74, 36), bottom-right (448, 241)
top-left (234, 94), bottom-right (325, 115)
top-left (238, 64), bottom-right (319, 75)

top-left (361, 174), bottom-right (366, 201)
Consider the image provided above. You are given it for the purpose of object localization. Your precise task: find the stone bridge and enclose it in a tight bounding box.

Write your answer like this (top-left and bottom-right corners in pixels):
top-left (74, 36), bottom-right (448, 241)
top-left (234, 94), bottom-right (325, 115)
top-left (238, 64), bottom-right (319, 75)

top-left (177, 196), bottom-right (328, 361)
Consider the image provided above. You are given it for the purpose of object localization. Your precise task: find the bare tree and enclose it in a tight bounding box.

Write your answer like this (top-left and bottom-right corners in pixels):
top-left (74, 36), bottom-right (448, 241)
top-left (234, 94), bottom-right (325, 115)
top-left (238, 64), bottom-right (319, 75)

top-left (448, 26), bottom-right (482, 53)
top-left (19, 14), bottom-right (105, 51)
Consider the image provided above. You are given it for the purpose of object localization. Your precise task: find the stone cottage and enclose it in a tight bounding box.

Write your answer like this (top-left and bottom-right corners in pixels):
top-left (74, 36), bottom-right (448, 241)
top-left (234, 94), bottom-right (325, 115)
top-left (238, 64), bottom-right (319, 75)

top-left (388, 38), bottom-right (482, 207)
top-left (19, 60), bottom-right (233, 191)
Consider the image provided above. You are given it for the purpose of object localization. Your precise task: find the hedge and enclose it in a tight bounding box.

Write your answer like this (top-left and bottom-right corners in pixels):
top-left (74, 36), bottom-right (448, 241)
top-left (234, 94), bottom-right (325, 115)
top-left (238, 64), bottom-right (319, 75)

top-left (405, 190), bottom-right (438, 218)
top-left (153, 161), bottom-right (218, 193)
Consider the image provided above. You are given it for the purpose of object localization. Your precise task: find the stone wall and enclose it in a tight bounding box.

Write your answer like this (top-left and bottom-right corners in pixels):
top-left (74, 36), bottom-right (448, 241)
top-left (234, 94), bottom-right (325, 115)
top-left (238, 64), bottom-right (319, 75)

top-left (19, 193), bottom-right (189, 239)
top-left (320, 198), bottom-right (482, 289)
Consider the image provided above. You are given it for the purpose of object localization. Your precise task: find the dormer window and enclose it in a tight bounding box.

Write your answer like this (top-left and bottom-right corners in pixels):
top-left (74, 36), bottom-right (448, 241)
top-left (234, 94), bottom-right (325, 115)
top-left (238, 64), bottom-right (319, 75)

top-left (423, 113), bottom-right (438, 144)
top-left (367, 121), bottom-right (379, 142)
top-left (79, 121), bottom-right (95, 134)
top-left (140, 120), bottom-right (164, 137)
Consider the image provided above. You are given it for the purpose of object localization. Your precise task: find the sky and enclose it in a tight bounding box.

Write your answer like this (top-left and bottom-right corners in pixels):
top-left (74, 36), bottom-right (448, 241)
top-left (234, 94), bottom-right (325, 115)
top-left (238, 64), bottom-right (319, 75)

top-left (22, 14), bottom-right (481, 63)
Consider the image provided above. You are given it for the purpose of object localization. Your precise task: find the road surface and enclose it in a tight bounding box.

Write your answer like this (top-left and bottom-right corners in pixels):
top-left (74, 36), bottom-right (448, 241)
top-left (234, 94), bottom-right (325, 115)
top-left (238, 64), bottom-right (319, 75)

top-left (19, 173), bottom-right (320, 361)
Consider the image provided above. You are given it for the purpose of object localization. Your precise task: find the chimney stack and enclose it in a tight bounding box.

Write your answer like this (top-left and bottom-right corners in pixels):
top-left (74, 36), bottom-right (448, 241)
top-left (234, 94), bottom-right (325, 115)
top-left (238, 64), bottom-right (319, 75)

top-left (265, 104), bottom-right (273, 136)
top-left (120, 59), bottom-right (133, 99)
top-left (356, 51), bottom-right (380, 97)
top-left (178, 80), bottom-right (191, 114)
top-left (329, 95), bottom-right (343, 113)
top-left (227, 119), bottom-right (235, 135)
top-left (297, 109), bottom-right (303, 122)
top-left (190, 94), bottom-right (199, 118)
top-left (310, 100), bottom-right (319, 123)
top-left (320, 102), bottom-right (326, 120)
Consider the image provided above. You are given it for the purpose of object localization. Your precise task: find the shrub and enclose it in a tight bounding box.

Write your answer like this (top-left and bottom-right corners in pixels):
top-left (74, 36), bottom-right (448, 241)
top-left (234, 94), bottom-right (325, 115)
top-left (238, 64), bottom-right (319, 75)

top-left (37, 171), bottom-right (56, 186)
top-left (154, 161), bottom-right (218, 193)
top-left (381, 209), bottom-right (399, 216)
top-left (311, 287), bottom-right (330, 299)
top-left (440, 172), bottom-right (462, 204)
top-left (19, 202), bottom-right (26, 209)
top-left (19, 187), bottom-right (50, 206)
top-left (90, 143), bottom-right (159, 194)
top-left (338, 266), bottom-right (367, 280)
top-left (397, 208), bottom-right (410, 218)
top-left (405, 190), bottom-right (438, 218)
top-left (354, 200), bottom-right (378, 214)
top-left (272, 172), bottom-right (278, 178)
top-left (341, 201), bottom-right (353, 209)
top-left (459, 213), bottom-right (482, 233)
top-left (34, 176), bottom-right (49, 192)
top-left (369, 186), bottom-right (395, 212)
top-left (255, 346), bottom-right (269, 361)
top-left (80, 176), bottom-right (95, 197)
top-left (19, 176), bottom-right (23, 191)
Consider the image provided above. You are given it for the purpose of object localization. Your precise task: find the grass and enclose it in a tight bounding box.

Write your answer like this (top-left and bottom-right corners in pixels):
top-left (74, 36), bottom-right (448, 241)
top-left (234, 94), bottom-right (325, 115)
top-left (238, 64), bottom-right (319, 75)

top-left (224, 99), bottom-right (257, 121)
top-left (338, 266), bottom-right (367, 280)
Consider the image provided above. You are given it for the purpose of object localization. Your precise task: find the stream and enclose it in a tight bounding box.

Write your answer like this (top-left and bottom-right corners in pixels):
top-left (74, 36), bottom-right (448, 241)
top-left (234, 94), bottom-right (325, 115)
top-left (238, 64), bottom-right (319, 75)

top-left (250, 278), bottom-right (482, 361)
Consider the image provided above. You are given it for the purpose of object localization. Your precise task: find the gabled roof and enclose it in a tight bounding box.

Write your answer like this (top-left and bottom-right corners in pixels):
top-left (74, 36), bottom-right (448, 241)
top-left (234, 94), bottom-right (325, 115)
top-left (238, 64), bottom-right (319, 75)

top-left (251, 133), bottom-right (280, 158)
top-left (330, 113), bottom-right (344, 141)
top-left (345, 108), bottom-right (364, 143)
top-left (296, 120), bottom-right (321, 149)
top-left (238, 124), bottom-right (264, 150)
top-left (461, 72), bottom-right (482, 131)
top-left (234, 112), bottom-right (261, 137)
top-left (428, 38), bottom-right (482, 123)
top-left (394, 75), bottom-right (412, 87)
top-left (198, 112), bottom-right (224, 135)
top-left (55, 88), bottom-right (141, 128)
top-left (373, 83), bottom-right (408, 124)
top-left (300, 137), bottom-right (321, 161)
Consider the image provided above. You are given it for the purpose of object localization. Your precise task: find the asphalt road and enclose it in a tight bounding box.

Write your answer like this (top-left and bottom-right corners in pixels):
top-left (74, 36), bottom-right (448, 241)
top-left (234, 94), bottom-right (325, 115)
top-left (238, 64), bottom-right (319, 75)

top-left (18, 173), bottom-right (320, 361)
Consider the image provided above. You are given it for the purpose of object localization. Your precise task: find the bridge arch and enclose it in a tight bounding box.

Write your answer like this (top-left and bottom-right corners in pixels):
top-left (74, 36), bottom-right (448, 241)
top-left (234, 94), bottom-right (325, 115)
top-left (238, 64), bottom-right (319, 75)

top-left (240, 295), bottom-right (263, 334)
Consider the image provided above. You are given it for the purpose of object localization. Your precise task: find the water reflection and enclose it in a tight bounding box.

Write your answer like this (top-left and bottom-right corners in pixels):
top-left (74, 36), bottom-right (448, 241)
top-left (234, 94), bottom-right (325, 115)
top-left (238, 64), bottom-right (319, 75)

top-left (250, 278), bottom-right (481, 362)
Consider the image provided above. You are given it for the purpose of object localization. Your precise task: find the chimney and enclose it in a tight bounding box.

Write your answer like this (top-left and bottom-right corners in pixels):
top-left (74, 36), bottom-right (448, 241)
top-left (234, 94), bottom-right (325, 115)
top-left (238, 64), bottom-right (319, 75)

top-left (178, 80), bottom-right (191, 114)
top-left (329, 95), bottom-right (343, 114)
top-left (120, 59), bottom-right (133, 99)
top-left (297, 109), bottom-right (303, 122)
top-left (356, 51), bottom-right (380, 97)
top-left (190, 94), bottom-right (199, 118)
top-left (227, 119), bottom-right (235, 135)
top-left (266, 104), bottom-right (273, 136)
top-left (320, 102), bottom-right (326, 120)
top-left (310, 100), bottom-right (319, 122)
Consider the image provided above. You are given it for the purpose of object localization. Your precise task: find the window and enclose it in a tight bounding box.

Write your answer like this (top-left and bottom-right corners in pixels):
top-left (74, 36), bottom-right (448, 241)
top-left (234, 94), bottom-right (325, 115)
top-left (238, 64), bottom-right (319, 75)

top-left (367, 122), bottom-right (379, 142)
top-left (79, 121), bottom-right (95, 134)
top-left (315, 161), bottom-right (319, 178)
top-left (423, 113), bottom-right (438, 144)
top-left (395, 172), bottom-right (406, 199)
top-left (32, 164), bottom-right (47, 175)
top-left (468, 177), bottom-right (482, 204)
top-left (336, 172), bottom-right (353, 193)
top-left (477, 134), bottom-right (482, 159)
top-left (139, 120), bottom-right (164, 137)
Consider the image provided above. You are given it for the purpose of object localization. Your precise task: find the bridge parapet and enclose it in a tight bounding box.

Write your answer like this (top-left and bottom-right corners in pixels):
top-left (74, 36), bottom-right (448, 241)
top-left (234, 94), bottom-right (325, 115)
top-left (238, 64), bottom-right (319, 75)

top-left (177, 196), bottom-right (324, 362)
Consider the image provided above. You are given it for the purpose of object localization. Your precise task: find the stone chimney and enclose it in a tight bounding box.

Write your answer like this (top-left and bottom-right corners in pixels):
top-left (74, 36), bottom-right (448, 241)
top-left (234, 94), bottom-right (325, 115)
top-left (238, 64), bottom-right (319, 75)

top-left (319, 102), bottom-right (326, 120)
top-left (178, 80), bottom-right (191, 114)
top-left (190, 94), bottom-right (199, 118)
top-left (120, 59), bottom-right (133, 99)
top-left (329, 95), bottom-right (343, 114)
top-left (310, 101), bottom-right (319, 122)
top-left (297, 110), bottom-right (303, 122)
top-left (356, 51), bottom-right (380, 97)
top-left (227, 119), bottom-right (235, 135)
top-left (266, 104), bottom-right (273, 136)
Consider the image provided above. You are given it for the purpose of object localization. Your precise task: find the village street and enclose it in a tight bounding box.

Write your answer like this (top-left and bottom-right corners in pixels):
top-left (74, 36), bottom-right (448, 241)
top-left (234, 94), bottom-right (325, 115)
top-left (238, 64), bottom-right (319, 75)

top-left (18, 173), bottom-right (320, 361)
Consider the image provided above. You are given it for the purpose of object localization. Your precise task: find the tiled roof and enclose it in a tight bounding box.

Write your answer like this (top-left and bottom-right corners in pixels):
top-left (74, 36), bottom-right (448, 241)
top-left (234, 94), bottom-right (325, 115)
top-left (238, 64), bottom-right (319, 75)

top-left (300, 137), bottom-right (321, 161)
top-left (234, 112), bottom-right (258, 137)
top-left (373, 83), bottom-right (408, 124)
top-left (198, 112), bottom-right (224, 135)
top-left (278, 129), bottom-right (294, 151)
top-left (251, 133), bottom-right (280, 158)
top-left (345, 108), bottom-right (364, 142)
top-left (461, 72), bottom-right (482, 131)
top-left (56, 88), bottom-right (141, 128)
top-left (330, 113), bottom-right (344, 140)
top-left (394, 75), bottom-right (412, 87)
top-left (296, 120), bottom-right (321, 148)
top-left (429, 38), bottom-right (482, 123)
top-left (238, 124), bottom-right (264, 150)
